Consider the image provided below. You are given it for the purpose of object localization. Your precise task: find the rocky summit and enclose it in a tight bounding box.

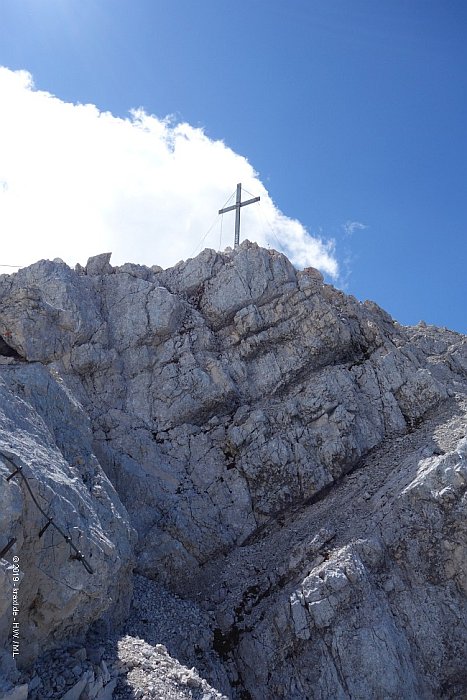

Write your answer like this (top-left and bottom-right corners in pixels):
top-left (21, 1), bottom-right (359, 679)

top-left (0, 241), bottom-right (466, 699)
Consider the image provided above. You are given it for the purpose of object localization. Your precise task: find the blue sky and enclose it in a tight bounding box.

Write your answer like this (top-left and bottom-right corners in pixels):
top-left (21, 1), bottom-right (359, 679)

top-left (0, 0), bottom-right (466, 333)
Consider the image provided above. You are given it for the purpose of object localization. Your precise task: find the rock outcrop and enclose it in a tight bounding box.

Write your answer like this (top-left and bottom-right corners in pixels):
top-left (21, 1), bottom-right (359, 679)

top-left (0, 242), bottom-right (466, 698)
top-left (0, 359), bottom-right (135, 669)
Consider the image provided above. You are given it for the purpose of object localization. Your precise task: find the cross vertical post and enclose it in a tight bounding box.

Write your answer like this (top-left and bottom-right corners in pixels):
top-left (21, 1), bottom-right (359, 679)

top-left (234, 183), bottom-right (242, 248)
top-left (219, 183), bottom-right (260, 248)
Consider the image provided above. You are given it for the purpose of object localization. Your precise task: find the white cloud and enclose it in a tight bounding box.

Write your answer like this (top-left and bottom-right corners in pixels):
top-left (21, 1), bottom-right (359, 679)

top-left (343, 220), bottom-right (367, 237)
top-left (0, 67), bottom-right (338, 277)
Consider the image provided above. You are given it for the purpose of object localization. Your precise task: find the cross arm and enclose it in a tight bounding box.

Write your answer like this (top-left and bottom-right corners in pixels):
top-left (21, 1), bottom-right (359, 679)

top-left (240, 195), bottom-right (261, 208)
top-left (219, 196), bottom-right (260, 215)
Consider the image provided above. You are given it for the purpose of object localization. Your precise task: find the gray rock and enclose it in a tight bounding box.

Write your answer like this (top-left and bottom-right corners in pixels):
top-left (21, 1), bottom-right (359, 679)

top-left (0, 243), bottom-right (466, 699)
top-left (0, 684), bottom-right (28, 700)
top-left (61, 671), bottom-right (93, 700)
top-left (85, 253), bottom-right (113, 276)
top-left (0, 362), bottom-right (135, 667)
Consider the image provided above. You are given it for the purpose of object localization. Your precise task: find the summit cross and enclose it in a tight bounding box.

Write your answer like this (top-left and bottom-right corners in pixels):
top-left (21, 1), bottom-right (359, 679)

top-left (218, 183), bottom-right (260, 248)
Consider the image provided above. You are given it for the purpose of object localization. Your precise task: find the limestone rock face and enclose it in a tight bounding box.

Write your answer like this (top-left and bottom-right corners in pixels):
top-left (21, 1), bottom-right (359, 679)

top-left (200, 416), bottom-right (467, 699)
top-left (0, 242), bottom-right (466, 698)
top-left (0, 360), bottom-right (135, 671)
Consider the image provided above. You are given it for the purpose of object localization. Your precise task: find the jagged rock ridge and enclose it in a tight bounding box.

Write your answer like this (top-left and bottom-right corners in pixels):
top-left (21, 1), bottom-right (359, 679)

top-left (0, 241), bottom-right (465, 699)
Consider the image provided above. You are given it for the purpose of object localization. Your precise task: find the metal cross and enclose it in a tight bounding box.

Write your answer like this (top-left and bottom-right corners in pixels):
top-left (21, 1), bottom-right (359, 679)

top-left (219, 183), bottom-right (260, 248)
